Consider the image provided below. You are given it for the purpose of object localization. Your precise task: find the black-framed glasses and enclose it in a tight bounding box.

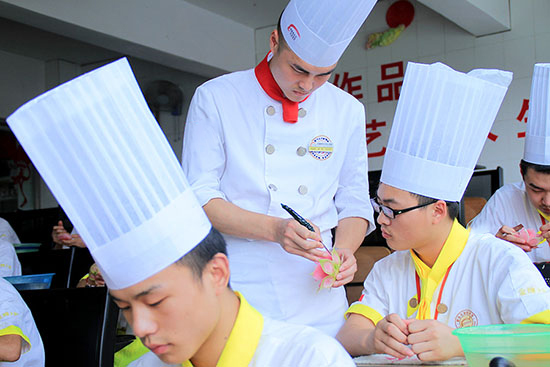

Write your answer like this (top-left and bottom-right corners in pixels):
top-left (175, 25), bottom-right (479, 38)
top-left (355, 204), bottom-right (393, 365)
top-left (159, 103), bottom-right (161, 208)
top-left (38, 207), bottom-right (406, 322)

top-left (370, 197), bottom-right (437, 220)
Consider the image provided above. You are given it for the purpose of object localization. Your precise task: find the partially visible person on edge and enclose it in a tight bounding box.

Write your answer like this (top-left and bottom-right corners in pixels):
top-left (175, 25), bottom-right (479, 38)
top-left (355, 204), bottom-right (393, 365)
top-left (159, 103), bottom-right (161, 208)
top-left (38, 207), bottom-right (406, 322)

top-left (7, 58), bottom-right (357, 367)
top-left (337, 62), bottom-right (550, 362)
top-left (0, 277), bottom-right (45, 366)
top-left (181, 0), bottom-right (377, 337)
top-left (0, 239), bottom-right (21, 277)
top-left (51, 220), bottom-right (86, 249)
top-left (470, 63), bottom-right (550, 262)
top-left (0, 217), bottom-right (20, 245)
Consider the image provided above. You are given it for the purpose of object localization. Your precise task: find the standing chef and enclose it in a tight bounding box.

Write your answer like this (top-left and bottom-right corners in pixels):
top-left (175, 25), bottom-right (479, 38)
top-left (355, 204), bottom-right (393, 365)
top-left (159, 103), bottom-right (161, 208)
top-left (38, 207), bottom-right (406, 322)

top-left (181, 0), bottom-right (377, 336)
top-left (7, 58), bottom-right (357, 367)
top-left (470, 63), bottom-right (550, 262)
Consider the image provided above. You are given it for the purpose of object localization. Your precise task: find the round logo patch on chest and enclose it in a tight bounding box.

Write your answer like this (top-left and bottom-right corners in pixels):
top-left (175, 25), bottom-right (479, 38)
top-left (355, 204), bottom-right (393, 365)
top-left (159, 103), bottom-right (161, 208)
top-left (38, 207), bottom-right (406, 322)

top-left (308, 135), bottom-right (333, 160)
top-left (454, 309), bottom-right (478, 328)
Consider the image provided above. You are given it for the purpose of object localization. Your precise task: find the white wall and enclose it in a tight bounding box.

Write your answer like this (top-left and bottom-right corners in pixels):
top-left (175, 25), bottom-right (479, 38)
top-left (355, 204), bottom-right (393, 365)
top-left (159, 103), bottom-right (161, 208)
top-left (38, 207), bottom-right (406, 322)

top-left (255, 0), bottom-right (550, 185)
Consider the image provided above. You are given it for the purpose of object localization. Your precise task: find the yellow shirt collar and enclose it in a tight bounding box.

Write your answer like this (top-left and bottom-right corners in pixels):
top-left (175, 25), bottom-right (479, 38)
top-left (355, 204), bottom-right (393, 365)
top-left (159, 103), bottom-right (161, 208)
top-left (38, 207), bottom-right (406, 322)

top-left (537, 210), bottom-right (550, 222)
top-left (410, 219), bottom-right (470, 320)
top-left (184, 292), bottom-right (264, 367)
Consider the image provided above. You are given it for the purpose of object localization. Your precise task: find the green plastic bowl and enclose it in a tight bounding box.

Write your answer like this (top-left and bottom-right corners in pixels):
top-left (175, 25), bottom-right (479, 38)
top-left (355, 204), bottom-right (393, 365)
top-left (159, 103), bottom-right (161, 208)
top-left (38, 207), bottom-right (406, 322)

top-left (453, 324), bottom-right (550, 367)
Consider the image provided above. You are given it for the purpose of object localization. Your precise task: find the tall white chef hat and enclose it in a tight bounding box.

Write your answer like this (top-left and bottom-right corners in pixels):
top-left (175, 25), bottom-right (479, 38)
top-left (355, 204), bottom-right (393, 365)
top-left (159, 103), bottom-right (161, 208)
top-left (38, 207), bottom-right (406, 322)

top-left (381, 62), bottom-right (512, 202)
top-left (7, 58), bottom-right (212, 290)
top-left (524, 63), bottom-right (550, 166)
top-left (280, 0), bottom-right (377, 67)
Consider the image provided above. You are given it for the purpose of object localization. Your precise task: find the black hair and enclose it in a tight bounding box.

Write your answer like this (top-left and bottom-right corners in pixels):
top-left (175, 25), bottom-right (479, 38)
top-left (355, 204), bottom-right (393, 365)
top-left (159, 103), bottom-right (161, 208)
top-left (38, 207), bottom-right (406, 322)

top-left (520, 159), bottom-right (550, 178)
top-left (176, 227), bottom-right (227, 281)
top-left (276, 13), bottom-right (289, 51)
top-left (410, 193), bottom-right (459, 220)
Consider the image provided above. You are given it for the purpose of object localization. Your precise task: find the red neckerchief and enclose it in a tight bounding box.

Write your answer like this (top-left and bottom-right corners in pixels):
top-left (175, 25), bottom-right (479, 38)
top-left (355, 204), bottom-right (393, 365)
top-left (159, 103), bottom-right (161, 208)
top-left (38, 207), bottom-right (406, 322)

top-left (254, 53), bottom-right (308, 123)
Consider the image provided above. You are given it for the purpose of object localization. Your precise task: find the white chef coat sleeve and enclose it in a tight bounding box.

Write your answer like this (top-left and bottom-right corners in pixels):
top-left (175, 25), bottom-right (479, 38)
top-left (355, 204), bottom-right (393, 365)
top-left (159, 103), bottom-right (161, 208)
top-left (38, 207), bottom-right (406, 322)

top-left (0, 281), bottom-right (32, 356)
top-left (0, 239), bottom-right (22, 277)
top-left (469, 187), bottom-right (509, 235)
top-left (488, 240), bottom-right (550, 323)
top-left (181, 85), bottom-right (227, 206)
top-left (345, 260), bottom-right (388, 325)
top-left (0, 218), bottom-right (20, 244)
top-left (334, 102), bottom-right (375, 234)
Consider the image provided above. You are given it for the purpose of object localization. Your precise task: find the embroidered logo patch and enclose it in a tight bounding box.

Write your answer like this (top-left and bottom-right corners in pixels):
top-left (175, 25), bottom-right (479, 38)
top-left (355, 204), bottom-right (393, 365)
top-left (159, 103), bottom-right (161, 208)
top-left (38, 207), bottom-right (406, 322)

top-left (309, 135), bottom-right (333, 160)
top-left (454, 309), bottom-right (478, 328)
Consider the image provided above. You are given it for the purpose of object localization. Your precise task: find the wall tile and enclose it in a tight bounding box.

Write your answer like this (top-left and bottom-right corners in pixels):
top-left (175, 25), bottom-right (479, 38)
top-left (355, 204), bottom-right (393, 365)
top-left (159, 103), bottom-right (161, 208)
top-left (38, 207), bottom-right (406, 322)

top-left (504, 37), bottom-right (536, 78)
top-left (502, 0), bottom-right (535, 41)
top-left (444, 21), bottom-right (475, 52)
top-left (534, 0), bottom-right (550, 35)
top-left (535, 33), bottom-right (550, 62)
top-left (474, 43), bottom-right (505, 69)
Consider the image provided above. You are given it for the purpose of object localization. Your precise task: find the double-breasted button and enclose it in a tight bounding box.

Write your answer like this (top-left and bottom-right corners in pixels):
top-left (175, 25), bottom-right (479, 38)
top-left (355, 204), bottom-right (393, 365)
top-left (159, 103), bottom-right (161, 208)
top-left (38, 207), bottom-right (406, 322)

top-left (268, 184), bottom-right (278, 191)
top-left (298, 108), bottom-right (307, 118)
top-left (266, 106), bottom-right (276, 116)
top-left (265, 144), bottom-right (275, 154)
top-left (298, 185), bottom-right (308, 195)
top-left (296, 146), bottom-right (307, 156)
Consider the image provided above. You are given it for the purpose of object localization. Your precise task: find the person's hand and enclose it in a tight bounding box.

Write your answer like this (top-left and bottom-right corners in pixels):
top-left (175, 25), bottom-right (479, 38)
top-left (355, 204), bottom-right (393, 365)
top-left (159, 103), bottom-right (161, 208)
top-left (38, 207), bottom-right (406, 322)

top-left (539, 222), bottom-right (550, 246)
top-left (370, 314), bottom-right (415, 359)
top-left (274, 218), bottom-right (326, 262)
top-left (52, 220), bottom-right (70, 245)
top-left (332, 247), bottom-right (357, 287)
top-left (86, 263), bottom-right (105, 287)
top-left (61, 234), bottom-right (87, 248)
top-left (407, 319), bottom-right (463, 361)
top-left (496, 224), bottom-right (535, 252)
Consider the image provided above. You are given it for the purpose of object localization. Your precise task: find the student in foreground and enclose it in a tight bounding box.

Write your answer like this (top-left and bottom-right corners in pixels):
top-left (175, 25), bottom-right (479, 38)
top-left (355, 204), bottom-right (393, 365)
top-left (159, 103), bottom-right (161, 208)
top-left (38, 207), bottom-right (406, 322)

top-left (336, 62), bottom-right (550, 362)
top-left (7, 58), bottom-right (356, 367)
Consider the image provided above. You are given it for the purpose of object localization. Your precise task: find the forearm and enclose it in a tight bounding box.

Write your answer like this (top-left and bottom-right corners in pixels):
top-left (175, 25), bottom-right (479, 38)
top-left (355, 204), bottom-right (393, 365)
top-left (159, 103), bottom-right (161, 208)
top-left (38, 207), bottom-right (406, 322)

top-left (336, 314), bottom-right (375, 357)
top-left (334, 217), bottom-right (368, 251)
top-left (0, 334), bottom-right (22, 362)
top-left (203, 198), bottom-right (281, 242)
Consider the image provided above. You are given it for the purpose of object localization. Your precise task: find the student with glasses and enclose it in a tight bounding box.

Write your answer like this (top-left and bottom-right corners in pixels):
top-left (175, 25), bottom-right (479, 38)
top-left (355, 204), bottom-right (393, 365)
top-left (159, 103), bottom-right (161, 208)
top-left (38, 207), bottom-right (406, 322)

top-left (336, 62), bottom-right (550, 363)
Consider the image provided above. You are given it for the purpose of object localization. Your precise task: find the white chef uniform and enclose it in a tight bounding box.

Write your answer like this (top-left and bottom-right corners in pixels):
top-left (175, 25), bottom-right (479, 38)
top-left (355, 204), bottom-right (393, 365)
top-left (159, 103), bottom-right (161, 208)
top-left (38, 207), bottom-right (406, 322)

top-left (470, 182), bottom-right (550, 262)
top-left (7, 57), bottom-right (363, 367)
top-left (118, 293), bottom-right (356, 367)
top-left (0, 218), bottom-right (20, 245)
top-left (182, 68), bottom-right (374, 336)
top-left (0, 239), bottom-right (21, 277)
top-left (0, 277), bottom-right (45, 367)
top-left (347, 220), bottom-right (550, 327)
top-left (470, 63), bottom-right (550, 262)
top-left (182, 0), bottom-right (377, 336)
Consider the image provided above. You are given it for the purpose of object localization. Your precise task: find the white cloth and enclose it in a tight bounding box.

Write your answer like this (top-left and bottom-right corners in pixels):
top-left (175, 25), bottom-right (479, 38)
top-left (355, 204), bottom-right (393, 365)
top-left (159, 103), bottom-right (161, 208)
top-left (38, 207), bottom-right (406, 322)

top-left (0, 240), bottom-right (21, 277)
top-left (182, 68), bottom-right (374, 336)
top-left (0, 218), bottom-right (20, 245)
top-left (469, 182), bottom-right (550, 262)
top-left (128, 317), bottom-right (356, 367)
top-left (0, 278), bottom-right (44, 367)
top-left (353, 232), bottom-right (550, 326)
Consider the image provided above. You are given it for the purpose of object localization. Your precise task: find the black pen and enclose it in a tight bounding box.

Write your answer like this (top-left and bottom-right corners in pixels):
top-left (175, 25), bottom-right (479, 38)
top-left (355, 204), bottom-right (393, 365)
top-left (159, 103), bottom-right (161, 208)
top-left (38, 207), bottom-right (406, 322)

top-left (281, 203), bottom-right (331, 254)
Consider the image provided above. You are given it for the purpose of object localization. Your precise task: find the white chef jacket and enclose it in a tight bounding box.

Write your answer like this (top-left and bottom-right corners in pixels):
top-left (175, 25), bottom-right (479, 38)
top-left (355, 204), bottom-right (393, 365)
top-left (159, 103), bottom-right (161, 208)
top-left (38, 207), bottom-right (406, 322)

top-left (347, 222), bottom-right (550, 328)
top-left (0, 278), bottom-right (45, 367)
top-left (181, 67), bottom-right (374, 335)
top-left (0, 218), bottom-right (20, 245)
top-left (469, 182), bottom-right (550, 262)
top-left (0, 239), bottom-right (21, 277)
top-left (117, 294), bottom-right (356, 367)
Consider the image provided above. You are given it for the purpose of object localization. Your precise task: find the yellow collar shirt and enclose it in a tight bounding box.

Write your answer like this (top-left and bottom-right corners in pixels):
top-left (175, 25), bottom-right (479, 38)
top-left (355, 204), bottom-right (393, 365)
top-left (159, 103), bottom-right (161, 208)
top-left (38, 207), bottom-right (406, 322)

top-left (0, 278), bottom-right (45, 367)
top-left (117, 293), bottom-right (355, 367)
top-left (346, 220), bottom-right (550, 328)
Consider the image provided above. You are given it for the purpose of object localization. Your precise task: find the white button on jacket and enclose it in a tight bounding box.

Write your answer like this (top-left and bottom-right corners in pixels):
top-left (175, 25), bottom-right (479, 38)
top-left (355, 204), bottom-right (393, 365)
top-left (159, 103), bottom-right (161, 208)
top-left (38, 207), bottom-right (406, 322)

top-left (182, 68), bottom-right (374, 336)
